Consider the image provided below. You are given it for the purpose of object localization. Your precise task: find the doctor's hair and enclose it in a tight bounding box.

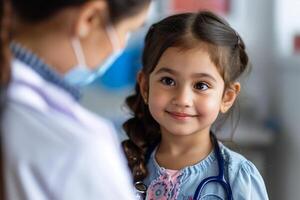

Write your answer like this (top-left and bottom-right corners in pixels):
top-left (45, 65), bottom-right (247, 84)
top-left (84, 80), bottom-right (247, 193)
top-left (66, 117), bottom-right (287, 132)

top-left (0, 0), bottom-right (10, 87)
top-left (9, 0), bottom-right (151, 23)
top-left (122, 11), bottom-right (249, 182)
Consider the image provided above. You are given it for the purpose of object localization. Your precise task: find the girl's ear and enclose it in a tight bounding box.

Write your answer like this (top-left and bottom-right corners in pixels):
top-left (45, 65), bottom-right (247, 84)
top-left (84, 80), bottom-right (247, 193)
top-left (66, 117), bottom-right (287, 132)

top-left (220, 82), bottom-right (241, 113)
top-left (137, 71), bottom-right (148, 103)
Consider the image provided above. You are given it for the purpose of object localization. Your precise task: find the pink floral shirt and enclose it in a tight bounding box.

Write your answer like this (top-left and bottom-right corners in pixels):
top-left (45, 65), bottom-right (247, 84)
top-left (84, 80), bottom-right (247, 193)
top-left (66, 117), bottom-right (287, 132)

top-left (146, 169), bottom-right (183, 200)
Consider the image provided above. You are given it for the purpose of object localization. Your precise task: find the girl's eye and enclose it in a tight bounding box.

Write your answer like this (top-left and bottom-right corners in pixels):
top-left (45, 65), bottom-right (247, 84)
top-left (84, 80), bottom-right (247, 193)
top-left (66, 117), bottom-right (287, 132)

top-left (160, 77), bottom-right (175, 86)
top-left (194, 82), bottom-right (209, 90)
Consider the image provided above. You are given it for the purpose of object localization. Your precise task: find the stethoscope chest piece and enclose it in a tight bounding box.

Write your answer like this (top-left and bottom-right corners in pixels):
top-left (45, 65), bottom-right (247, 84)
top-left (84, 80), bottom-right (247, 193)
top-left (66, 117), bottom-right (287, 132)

top-left (135, 181), bottom-right (147, 199)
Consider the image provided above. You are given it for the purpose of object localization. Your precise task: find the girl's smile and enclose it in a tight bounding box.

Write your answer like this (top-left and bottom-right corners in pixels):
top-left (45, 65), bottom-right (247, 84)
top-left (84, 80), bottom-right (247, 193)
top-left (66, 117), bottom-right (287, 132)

top-left (165, 110), bottom-right (198, 121)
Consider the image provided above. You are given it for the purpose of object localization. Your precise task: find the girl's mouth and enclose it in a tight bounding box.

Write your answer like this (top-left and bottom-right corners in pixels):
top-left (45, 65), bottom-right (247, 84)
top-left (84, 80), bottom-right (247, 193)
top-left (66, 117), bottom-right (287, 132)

top-left (165, 111), bottom-right (198, 120)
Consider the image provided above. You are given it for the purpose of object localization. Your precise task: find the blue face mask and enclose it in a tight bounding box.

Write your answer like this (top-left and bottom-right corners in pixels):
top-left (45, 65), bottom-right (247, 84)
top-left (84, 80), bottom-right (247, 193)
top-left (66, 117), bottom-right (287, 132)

top-left (64, 24), bottom-right (129, 87)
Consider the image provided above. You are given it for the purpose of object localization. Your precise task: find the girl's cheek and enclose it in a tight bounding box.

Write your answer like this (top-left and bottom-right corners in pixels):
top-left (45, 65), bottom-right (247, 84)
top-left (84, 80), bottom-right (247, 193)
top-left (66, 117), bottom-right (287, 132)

top-left (149, 94), bottom-right (167, 109)
top-left (196, 97), bottom-right (221, 115)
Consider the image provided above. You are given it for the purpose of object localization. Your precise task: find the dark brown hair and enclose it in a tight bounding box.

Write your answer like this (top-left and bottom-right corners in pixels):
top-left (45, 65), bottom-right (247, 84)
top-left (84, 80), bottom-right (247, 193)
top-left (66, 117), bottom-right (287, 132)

top-left (10, 0), bottom-right (151, 23)
top-left (122, 11), bottom-right (249, 182)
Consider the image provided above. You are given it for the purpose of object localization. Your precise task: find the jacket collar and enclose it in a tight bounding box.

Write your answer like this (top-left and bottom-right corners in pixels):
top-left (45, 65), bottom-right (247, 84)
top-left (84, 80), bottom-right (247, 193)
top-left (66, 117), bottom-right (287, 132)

top-left (10, 41), bottom-right (81, 101)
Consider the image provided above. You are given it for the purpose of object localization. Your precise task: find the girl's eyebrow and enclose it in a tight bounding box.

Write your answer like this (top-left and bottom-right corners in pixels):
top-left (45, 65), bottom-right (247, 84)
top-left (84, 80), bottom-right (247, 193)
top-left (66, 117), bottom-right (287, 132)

top-left (192, 73), bottom-right (217, 83)
top-left (154, 67), bottom-right (217, 82)
top-left (154, 67), bottom-right (178, 75)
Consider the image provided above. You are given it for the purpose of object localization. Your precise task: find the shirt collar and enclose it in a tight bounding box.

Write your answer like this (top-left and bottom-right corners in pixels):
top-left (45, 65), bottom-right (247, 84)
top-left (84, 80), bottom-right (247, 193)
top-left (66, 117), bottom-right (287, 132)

top-left (10, 41), bottom-right (81, 101)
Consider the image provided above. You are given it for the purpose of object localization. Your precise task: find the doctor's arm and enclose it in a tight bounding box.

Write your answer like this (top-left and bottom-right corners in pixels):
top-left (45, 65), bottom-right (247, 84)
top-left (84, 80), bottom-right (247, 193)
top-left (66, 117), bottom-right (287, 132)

top-left (60, 135), bottom-right (136, 200)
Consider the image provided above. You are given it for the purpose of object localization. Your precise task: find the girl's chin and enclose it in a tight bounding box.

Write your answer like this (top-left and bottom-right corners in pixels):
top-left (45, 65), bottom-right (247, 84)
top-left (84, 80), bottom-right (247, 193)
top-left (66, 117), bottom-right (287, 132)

top-left (163, 129), bottom-right (197, 136)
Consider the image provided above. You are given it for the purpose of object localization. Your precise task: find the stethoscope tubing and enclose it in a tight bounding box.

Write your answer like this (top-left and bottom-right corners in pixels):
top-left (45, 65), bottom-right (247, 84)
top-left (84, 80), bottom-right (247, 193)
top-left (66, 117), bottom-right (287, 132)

top-left (193, 136), bottom-right (233, 200)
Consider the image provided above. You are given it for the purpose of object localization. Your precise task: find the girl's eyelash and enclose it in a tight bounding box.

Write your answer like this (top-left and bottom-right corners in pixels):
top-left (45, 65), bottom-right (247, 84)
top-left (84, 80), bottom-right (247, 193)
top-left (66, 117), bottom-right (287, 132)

top-left (159, 77), bottom-right (176, 86)
top-left (194, 82), bottom-right (211, 90)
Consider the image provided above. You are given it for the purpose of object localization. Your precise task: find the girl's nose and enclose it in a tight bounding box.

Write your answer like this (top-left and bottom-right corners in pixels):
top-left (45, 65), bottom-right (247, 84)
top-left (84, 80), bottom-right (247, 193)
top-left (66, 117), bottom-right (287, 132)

top-left (171, 86), bottom-right (193, 107)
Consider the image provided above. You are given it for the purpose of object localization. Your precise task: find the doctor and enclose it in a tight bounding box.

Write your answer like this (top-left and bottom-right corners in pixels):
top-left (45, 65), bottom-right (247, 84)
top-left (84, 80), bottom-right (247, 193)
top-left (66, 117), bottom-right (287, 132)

top-left (0, 0), bottom-right (151, 199)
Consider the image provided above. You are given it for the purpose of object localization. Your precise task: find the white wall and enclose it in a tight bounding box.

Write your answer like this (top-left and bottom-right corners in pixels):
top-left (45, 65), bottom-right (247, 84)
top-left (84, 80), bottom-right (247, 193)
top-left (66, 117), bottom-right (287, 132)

top-left (270, 0), bottom-right (300, 199)
top-left (268, 58), bottom-right (300, 200)
top-left (275, 0), bottom-right (300, 56)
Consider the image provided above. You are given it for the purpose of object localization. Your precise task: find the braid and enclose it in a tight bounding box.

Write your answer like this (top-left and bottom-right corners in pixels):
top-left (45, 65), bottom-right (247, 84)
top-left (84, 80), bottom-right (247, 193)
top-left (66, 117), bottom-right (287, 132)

top-left (122, 84), bottom-right (160, 182)
top-left (122, 23), bottom-right (164, 183)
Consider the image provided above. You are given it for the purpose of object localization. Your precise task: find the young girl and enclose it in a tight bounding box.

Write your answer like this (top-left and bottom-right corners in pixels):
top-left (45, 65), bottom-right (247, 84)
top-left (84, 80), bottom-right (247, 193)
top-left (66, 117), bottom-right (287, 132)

top-left (122, 11), bottom-right (269, 199)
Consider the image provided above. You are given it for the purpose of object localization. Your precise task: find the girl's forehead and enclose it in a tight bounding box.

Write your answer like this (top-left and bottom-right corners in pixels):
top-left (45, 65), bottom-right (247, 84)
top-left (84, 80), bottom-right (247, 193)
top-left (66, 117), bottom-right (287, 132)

top-left (152, 47), bottom-right (222, 78)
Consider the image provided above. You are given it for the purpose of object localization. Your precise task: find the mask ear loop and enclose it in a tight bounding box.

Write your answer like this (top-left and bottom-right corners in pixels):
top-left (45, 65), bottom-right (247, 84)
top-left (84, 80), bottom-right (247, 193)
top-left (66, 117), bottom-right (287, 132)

top-left (71, 37), bottom-right (87, 68)
top-left (105, 22), bottom-right (121, 51)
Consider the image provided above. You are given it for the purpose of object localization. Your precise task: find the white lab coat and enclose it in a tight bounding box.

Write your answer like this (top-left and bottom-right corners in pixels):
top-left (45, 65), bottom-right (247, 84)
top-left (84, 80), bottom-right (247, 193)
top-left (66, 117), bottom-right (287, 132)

top-left (3, 59), bottom-right (135, 200)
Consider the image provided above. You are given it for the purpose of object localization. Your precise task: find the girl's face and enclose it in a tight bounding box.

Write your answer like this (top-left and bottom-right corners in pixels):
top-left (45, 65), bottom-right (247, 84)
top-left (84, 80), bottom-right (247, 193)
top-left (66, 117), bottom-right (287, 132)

top-left (139, 47), bottom-right (240, 137)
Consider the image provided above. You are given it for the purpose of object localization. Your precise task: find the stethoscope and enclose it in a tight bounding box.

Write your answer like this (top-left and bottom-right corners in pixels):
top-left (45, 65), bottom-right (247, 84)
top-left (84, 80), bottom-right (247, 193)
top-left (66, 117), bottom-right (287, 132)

top-left (193, 135), bottom-right (233, 200)
top-left (135, 135), bottom-right (233, 200)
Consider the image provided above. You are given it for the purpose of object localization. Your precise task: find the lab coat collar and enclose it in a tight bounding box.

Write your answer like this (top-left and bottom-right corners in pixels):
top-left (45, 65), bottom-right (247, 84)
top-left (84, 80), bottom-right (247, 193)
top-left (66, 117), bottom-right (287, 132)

top-left (10, 41), bottom-right (81, 101)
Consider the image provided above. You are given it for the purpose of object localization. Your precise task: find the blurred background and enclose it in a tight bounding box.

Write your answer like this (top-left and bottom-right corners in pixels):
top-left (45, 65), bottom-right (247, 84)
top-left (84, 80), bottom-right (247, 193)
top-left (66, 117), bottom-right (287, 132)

top-left (80, 0), bottom-right (300, 199)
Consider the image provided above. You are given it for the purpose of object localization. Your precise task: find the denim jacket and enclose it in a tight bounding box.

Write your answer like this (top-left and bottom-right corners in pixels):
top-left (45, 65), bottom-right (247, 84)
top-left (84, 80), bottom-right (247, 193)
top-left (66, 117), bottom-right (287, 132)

top-left (143, 143), bottom-right (269, 200)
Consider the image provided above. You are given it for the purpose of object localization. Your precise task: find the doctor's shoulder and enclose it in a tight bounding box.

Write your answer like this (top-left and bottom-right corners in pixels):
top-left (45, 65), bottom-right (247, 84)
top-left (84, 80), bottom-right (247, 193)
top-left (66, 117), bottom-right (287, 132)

top-left (220, 144), bottom-right (269, 200)
top-left (3, 100), bottom-right (134, 199)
